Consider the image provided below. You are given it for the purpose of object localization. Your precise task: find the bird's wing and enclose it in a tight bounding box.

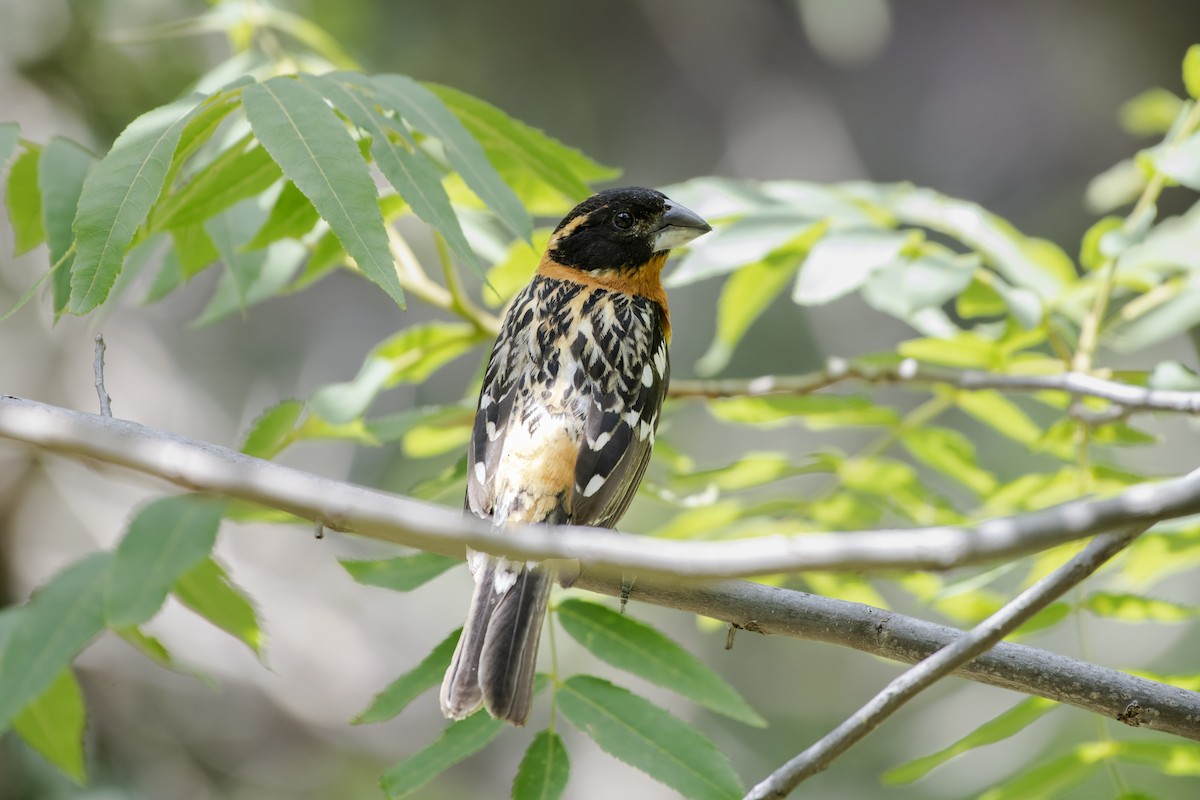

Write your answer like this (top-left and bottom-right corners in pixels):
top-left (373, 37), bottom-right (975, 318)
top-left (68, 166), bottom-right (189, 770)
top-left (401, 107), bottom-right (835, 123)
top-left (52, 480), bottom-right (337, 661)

top-left (570, 302), bottom-right (669, 528)
top-left (465, 284), bottom-right (538, 520)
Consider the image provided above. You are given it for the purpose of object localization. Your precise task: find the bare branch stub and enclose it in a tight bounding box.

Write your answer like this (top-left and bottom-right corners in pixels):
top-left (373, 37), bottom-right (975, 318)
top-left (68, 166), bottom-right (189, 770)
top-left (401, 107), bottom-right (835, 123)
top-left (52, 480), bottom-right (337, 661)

top-left (93, 334), bottom-right (113, 418)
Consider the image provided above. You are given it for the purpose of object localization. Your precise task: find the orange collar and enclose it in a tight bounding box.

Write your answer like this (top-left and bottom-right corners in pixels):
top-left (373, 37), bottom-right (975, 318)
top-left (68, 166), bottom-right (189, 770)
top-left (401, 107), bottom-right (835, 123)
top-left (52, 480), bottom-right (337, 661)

top-left (535, 252), bottom-right (671, 340)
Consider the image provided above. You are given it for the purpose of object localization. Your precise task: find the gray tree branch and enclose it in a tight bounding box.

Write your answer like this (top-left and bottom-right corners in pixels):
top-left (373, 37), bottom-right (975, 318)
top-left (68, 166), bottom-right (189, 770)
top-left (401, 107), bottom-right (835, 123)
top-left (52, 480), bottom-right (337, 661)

top-left (744, 527), bottom-right (1144, 799)
top-left (3, 396), bottom-right (1200, 579)
top-left (1, 395), bottom-right (1198, 741)
top-left (669, 356), bottom-right (1200, 416)
top-left (2, 398), bottom-right (1200, 743)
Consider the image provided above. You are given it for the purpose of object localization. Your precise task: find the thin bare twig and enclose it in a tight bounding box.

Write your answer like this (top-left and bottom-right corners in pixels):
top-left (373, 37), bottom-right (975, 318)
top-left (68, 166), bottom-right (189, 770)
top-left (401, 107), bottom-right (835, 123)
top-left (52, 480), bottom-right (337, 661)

top-left (93, 335), bottom-right (112, 418)
top-left (745, 527), bottom-right (1145, 799)
top-left (668, 356), bottom-right (1200, 416)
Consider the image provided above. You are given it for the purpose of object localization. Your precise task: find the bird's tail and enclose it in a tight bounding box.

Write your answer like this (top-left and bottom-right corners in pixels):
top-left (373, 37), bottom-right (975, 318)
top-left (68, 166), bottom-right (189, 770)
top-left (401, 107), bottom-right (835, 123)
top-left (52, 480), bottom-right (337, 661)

top-left (439, 556), bottom-right (554, 725)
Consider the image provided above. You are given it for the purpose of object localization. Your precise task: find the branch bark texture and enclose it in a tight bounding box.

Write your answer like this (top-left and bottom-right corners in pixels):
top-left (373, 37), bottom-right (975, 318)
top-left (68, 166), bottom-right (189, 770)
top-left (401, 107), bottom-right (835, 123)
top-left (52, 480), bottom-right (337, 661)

top-left (3, 396), bottom-right (1200, 579)
top-left (2, 395), bottom-right (1199, 741)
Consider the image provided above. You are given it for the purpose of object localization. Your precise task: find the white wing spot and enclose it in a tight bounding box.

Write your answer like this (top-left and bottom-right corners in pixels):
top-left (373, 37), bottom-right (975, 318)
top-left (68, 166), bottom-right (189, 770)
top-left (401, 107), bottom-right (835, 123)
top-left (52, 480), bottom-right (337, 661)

top-left (641, 364), bottom-right (654, 387)
top-left (486, 421), bottom-right (498, 440)
top-left (583, 474), bottom-right (607, 497)
top-left (593, 431), bottom-right (612, 451)
top-left (474, 461), bottom-right (487, 484)
top-left (654, 345), bottom-right (667, 375)
top-left (638, 420), bottom-right (652, 441)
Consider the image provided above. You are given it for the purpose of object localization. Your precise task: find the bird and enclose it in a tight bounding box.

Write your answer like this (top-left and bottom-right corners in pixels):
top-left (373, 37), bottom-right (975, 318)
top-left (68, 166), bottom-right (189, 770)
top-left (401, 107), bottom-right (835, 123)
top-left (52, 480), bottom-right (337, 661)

top-left (439, 186), bottom-right (711, 725)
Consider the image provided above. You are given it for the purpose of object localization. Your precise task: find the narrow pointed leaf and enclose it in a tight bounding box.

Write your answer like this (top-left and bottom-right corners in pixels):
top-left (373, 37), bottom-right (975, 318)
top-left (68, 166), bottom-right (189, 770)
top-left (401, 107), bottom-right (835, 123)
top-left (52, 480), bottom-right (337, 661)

top-left (12, 668), bottom-right (87, 783)
top-left (0, 552), bottom-right (112, 732)
top-left (371, 73), bottom-right (531, 241)
top-left (38, 138), bottom-right (94, 313)
top-left (152, 139), bottom-right (282, 230)
top-left (6, 145), bottom-right (45, 254)
top-left (431, 83), bottom-right (617, 201)
top-left (558, 676), bottom-right (742, 800)
top-left (244, 181), bottom-right (319, 250)
top-left (355, 628), bottom-right (460, 724)
top-left (341, 552), bottom-right (459, 592)
top-left (512, 729), bottom-right (570, 800)
top-left (883, 697), bottom-right (1058, 784)
top-left (300, 73), bottom-right (481, 273)
top-left (70, 95), bottom-right (203, 313)
top-left (696, 241), bottom-right (807, 376)
top-left (979, 746), bottom-right (1102, 800)
top-left (900, 425), bottom-right (997, 495)
top-left (380, 710), bottom-right (505, 798)
top-left (172, 556), bottom-right (264, 656)
top-left (242, 76), bottom-right (405, 308)
top-left (107, 496), bottom-right (225, 627)
top-left (1083, 591), bottom-right (1200, 622)
top-left (241, 399), bottom-right (305, 459)
top-left (557, 600), bottom-right (764, 727)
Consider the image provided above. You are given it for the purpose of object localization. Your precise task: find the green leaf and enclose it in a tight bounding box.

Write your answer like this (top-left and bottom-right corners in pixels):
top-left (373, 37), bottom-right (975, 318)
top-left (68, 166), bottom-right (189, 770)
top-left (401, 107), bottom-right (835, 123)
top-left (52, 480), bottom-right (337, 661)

top-left (1114, 740), bottom-right (1200, 775)
top-left (864, 184), bottom-right (1066, 299)
top-left (12, 668), bottom-right (87, 783)
top-left (900, 426), bottom-right (997, 495)
top-left (300, 73), bottom-right (481, 274)
top-left (696, 236), bottom-right (810, 376)
top-left (793, 231), bottom-right (910, 305)
top-left (172, 223), bottom-right (221, 279)
top-left (241, 399), bottom-right (305, 459)
top-left (558, 676), bottom-right (742, 800)
top-left (354, 628), bottom-right (460, 724)
top-left (512, 729), bottom-right (570, 800)
top-left (38, 138), bottom-right (94, 313)
top-left (372, 73), bottom-right (532, 241)
top-left (6, 145), bottom-right (45, 255)
top-left (708, 394), bottom-right (898, 429)
top-left (403, 412), bottom-right (468, 455)
top-left (243, 181), bottom-right (319, 250)
top-left (899, 333), bottom-right (1000, 369)
top-left (557, 600), bottom-right (765, 727)
top-left (431, 82), bottom-right (617, 203)
top-left (1154, 131), bottom-right (1200, 190)
top-left (1118, 525), bottom-right (1200, 589)
top-left (1083, 591), bottom-right (1199, 622)
top-left (861, 251), bottom-right (976, 324)
top-left (172, 556), bottom-right (264, 656)
top-left (979, 745), bottom-right (1105, 800)
top-left (0, 122), bottom-right (19, 167)
top-left (107, 496), bottom-right (225, 627)
top-left (667, 212), bottom-right (818, 287)
top-left (380, 708), bottom-right (506, 798)
top-left (1085, 158), bottom-right (1146, 214)
top-left (1120, 88), bottom-right (1185, 136)
top-left (1184, 44), bottom-right (1200, 100)
top-left (955, 391), bottom-right (1041, 446)
top-left (70, 94), bottom-right (203, 313)
top-left (152, 139), bottom-right (282, 230)
top-left (0, 552), bottom-right (112, 732)
top-left (669, 452), bottom-right (811, 494)
top-left (191, 202), bottom-right (306, 326)
top-left (242, 76), bottom-right (405, 308)
top-left (310, 322), bottom-right (480, 424)
top-left (341, 552), bottom-right (459, 592)
top-left (883, 697), bottom-right (1057, 784)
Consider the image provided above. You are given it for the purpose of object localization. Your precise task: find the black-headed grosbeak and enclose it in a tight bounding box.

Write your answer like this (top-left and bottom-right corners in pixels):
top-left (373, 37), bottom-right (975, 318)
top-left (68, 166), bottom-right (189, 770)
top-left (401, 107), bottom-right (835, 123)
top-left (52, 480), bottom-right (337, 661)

top-left (440, 187), bottom-right (711, 725)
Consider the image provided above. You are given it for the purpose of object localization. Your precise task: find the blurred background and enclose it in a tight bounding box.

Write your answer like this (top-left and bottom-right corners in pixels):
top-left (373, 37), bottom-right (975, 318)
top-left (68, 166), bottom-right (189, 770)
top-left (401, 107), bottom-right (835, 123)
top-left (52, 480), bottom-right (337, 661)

top-left (2, 1), bottom-right (1200, 798)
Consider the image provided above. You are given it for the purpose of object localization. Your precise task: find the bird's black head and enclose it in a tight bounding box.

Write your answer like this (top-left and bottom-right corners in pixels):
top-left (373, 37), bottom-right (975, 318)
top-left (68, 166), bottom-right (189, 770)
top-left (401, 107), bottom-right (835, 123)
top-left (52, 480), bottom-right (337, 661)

top-left (546, 187), bottom-right (711, 272)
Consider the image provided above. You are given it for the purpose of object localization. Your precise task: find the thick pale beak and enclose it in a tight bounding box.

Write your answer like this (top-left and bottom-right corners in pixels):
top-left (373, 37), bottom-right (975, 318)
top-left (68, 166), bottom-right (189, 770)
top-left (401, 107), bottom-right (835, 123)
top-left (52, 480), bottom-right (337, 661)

top-left (651, 201), bottom-right (712, 252)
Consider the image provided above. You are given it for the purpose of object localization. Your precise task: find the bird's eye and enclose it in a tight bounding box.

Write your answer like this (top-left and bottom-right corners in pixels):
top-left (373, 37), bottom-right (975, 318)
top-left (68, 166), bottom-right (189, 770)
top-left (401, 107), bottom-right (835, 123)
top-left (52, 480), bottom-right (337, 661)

top-left (613, 210), bottom-right (634, 230)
